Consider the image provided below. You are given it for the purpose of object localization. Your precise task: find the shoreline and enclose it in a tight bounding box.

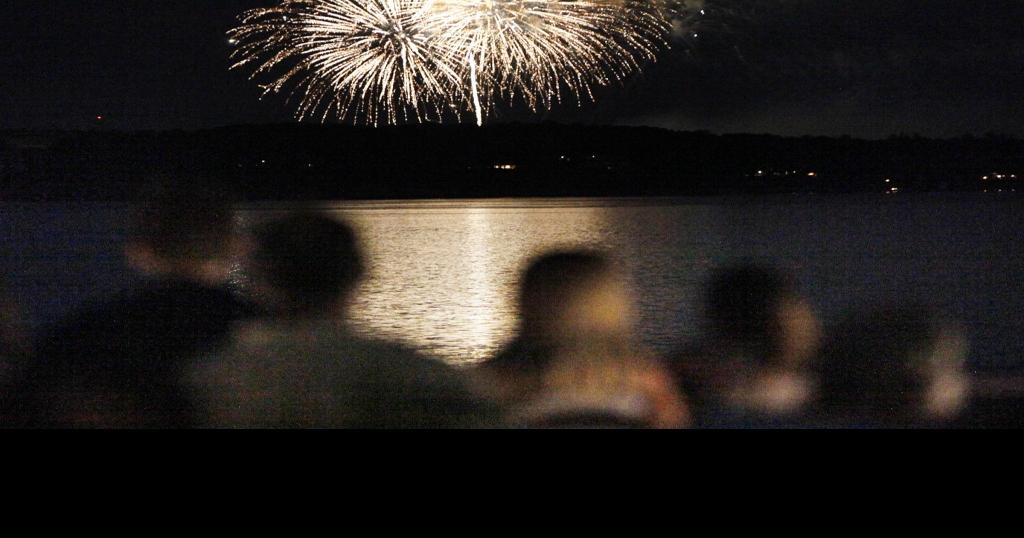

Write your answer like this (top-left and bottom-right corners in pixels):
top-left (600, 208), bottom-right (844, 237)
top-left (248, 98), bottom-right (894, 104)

top-left (3, 192), bottom-right (1021, 210)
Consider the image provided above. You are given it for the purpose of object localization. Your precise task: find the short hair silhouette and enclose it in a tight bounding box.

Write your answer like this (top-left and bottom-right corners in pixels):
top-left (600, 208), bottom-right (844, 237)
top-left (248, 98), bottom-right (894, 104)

top-left (814, 306), bottom-right (964, 425)
top-left (253, 212), bottom-right (363, 312)
top-left (129, 179), bottom-right (234, 262)
top-left (705, 263), bottom-right (799, 361)
top-left (518, 250), bottom-right (615, 339)
top-left (480, 250), bottom-right (640, 409)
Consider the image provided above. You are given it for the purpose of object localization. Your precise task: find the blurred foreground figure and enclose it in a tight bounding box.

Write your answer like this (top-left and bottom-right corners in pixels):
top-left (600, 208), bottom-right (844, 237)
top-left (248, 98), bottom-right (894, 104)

top-left (6, 181), bottom-right (253, 428)
top-left (509, 338), bottom-right (689, 429)
top-left (0, 285), bottom-right (30, 417)
top-left (190, 213), bottom-right (491, 428)
top-left (0, 284), bottom-right (29, 362)
top-left (811, 307), bottom-right (969, 428)
top-left (673, 264), bottom-right (822, 427)
top-left (478, 251), bottom-right (688, 428)
top-left (477, 251), bottom-right (637, 404)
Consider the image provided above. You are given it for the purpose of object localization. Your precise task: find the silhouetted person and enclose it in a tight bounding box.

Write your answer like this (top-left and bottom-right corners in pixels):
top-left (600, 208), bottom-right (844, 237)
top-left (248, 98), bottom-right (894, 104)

top-left (673, 263), bottom-right (822, 427)
top-left (7, 180), bottom-right (254, 428)
top-left (189, 212), bottom-right (492, 428)
top-left (474, 250), bottom-right (688, 427)
top-left (811, 306), bottom-right (969, 428)
top-left (476, 251), bottom-right (639, 406)
top-left (0, 284), bottom-right (29, 363)
top-left (0, 284), bottom-right (30, 421)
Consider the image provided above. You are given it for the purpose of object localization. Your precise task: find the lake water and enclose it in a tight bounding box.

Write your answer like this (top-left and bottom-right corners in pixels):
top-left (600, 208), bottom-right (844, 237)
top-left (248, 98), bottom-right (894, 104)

top-left (3, 195), bottom-right (1022, 372)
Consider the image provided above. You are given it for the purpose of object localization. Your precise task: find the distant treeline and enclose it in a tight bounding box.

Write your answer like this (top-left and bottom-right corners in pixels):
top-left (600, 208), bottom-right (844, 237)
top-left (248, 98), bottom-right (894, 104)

top-left (1, 124), bottom-right (1022, 200)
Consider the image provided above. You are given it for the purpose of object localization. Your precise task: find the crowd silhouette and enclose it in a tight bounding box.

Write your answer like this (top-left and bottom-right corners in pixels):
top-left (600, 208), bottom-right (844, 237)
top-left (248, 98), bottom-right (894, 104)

top-left (0, 182), bottom-right (1010, 429)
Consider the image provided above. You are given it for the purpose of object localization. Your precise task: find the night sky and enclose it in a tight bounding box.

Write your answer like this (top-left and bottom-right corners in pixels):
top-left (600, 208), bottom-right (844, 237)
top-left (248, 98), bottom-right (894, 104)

top-left (2, 0), bottom-right (1022, 138)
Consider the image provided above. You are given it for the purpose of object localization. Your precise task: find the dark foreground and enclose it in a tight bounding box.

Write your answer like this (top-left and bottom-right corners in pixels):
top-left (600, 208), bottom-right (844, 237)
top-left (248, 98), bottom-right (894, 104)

top-left (2, 190), bottom-right (1023, 428)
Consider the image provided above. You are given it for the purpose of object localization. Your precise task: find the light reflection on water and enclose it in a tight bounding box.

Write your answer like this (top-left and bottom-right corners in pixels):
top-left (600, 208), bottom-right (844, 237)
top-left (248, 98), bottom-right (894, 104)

top-left (232, 196), bottom-right (1024, 370)
top-left (241, 201), bottom-right (603, 364)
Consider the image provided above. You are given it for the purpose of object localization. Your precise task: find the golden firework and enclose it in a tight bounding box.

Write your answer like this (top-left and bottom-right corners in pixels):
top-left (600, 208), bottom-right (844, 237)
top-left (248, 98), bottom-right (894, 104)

top-left (230, 0), bottom-right (677, 126)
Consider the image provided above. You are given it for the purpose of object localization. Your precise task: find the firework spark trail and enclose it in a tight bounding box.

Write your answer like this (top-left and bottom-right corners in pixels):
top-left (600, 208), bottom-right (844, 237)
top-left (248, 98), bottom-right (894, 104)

top-left (434, 1), bottom-right (628, 119)
top-left (468, 52), bottom-right (483, 126)
top-left (230, 0), bottom-right (686, 125)
top-left (230, 0), bottom-right (466, 125)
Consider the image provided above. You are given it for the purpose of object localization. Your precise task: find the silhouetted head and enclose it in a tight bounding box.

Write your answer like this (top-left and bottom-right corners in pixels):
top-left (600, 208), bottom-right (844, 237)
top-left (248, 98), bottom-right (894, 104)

top-left (125, 179), bottom-right (237, 284)
top-left (251, 212), bottom-right (364, 317)
top-left (704, 263), bottom-right (821, 369)
top-left (814, 306), bottom-right (969, 426)
top-left (518, 250), bottom-right (635, 343)
top-left (479, 251), bottom-right (636, 404)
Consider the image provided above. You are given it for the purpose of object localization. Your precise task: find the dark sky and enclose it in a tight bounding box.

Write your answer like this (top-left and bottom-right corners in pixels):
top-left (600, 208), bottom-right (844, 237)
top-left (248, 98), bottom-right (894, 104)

top-left (1, 0), bottom-right (1021, 138)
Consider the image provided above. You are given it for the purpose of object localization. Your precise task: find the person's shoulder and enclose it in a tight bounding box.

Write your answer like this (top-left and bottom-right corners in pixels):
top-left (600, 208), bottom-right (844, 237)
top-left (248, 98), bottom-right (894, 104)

top-left (33, 288), bottom-right (140, 349)
top-left (341, 335), bottom-right (454, 370)
top-left (186, 320), bottom-right (285, 394)
top-left (481, 338), bottom-right (548, 373)
top-left (477, 342), bottom-right (514, 373)
top-left (43, 281), bottom-right (212, 332)
top-left (145, 281), bottom-right (256, 315)
top-left (60, 286), bottom-right (141, 321)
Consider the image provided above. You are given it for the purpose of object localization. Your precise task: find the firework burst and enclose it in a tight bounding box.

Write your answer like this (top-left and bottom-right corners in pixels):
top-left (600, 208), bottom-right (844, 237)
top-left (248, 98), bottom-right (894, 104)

top-left (229, 0), bottom-right (679, 126)
top-left (229, 0), bottom-right (465, 125)
top-left (431, 0), bottom-right (672, 125)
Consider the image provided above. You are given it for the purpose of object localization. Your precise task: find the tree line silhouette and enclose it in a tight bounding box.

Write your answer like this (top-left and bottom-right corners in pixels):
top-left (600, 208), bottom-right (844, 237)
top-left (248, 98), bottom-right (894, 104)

top-left (2, 124), bottom-right (1021, 201)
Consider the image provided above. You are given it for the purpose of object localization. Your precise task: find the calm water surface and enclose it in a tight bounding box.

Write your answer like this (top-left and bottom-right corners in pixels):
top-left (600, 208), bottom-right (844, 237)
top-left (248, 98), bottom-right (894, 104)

top-left (239, 199), bottom-right (726, 366)
top-left (3, 196), bottom-right (1022, 371)
top-left (238, 196), bottom-right (1024, 370)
